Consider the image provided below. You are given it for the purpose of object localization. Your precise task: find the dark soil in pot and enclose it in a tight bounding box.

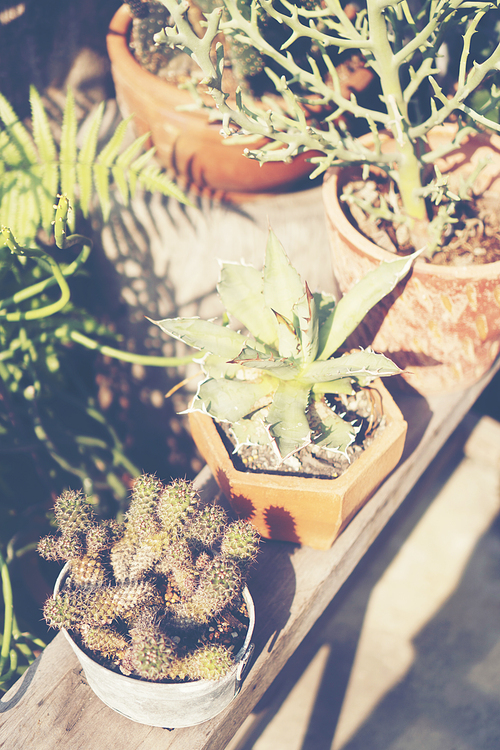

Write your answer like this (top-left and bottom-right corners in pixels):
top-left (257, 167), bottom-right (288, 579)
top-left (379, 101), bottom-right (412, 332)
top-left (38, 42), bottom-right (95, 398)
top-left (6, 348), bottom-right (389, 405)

top-left (218, 387), bottom-right (387, 480)
top-left (342, 177), bottom-right (500, 266)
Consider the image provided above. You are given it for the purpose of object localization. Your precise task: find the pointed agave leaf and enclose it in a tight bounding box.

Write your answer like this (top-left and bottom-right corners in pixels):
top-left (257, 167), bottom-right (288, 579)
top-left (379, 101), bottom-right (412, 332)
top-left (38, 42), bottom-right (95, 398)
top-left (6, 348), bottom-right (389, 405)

top-left (152, 317), bottom-right (248, 359)
top-left (311, 378), bottom-right (355, 396)
top-left (77, 101), bottom-right (105, 216)
top-left (318, 253), bottom-right (418, 360)
top-left (230, 416), bottom-right (274, 452)
top-left (274, 309), bottom-right (300, 359)
top-left (232, 344), bottom-right (300, 380)
top-left (312, 407), bottom-right (357, 455)
top-left (294, 283), bottom-right (319, 364)
top-left (201, 352), bottom-right (253, 380)
top-left (191, 375), bottom-right (276, 423)
top-left (267, 380), bottom-right (311, 459)
top-left (218, 261), bottom-right (279, 348)
top-left (303, 349), bottom-right (401, 385)
top-left (263, 230), bottom-right (305, 321)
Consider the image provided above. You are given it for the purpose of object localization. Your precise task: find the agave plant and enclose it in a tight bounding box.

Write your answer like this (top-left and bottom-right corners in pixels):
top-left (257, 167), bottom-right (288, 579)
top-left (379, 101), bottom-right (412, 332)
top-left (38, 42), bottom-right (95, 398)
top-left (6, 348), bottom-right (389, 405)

top-left (153, 231), bottom-right (417, 460)
top-left (0, 85), bottom-right (187, 244)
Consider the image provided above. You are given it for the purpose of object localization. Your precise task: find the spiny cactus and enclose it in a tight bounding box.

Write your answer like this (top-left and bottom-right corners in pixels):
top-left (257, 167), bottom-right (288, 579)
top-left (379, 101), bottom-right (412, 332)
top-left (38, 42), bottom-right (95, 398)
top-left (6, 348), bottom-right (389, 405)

top-left (157, 478), bottom-right (198, 536)
top-left (220, 520), bottom-right (260, 567)
top-left (126, 0), bottom-right (326, 95)
top-left (40, 475), bottom-right (258, 683)
top-left (54, 490), bottom-right (95, 541)
top-left (153, 230), bottom-right (416, 460)
top-left (80, 625), bottom-right (129, 662)
top-left (181, 644), bottom-right (234, 681)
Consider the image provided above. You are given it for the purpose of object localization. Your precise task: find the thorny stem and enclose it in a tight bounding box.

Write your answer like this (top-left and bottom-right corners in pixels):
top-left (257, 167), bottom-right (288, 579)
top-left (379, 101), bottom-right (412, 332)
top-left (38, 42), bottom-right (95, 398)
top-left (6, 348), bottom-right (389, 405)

top-left (157, 0), bottom-right (500, 230)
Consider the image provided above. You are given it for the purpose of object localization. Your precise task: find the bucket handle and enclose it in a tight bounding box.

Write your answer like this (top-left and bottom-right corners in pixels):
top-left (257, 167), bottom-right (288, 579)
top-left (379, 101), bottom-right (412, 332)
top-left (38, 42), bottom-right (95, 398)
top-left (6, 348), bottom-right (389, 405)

top-left (234, 642), bottom-right (255, 697)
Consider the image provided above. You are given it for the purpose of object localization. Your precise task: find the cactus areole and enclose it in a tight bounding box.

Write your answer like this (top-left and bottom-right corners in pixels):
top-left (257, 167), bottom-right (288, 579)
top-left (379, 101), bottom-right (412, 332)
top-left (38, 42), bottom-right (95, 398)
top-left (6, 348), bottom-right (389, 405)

top-left (152, 231), bottom-right (410, 548)
top-left (40, 476), bottom-right (258, 726)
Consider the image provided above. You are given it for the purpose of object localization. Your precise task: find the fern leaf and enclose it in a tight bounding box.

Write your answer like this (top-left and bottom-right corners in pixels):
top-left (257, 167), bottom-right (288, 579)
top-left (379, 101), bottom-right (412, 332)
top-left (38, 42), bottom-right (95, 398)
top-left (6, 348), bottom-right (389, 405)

top-left (60, 89), bottom-right (77, 228)
top-left (111, 164), bottom-right (129, 205)
top-left (96, 115), bottom-right (133, 166)
top-left (0, 91), bottom-right (38, 166)
top-left (136, 165), bottom-right (190, 204)
top-left (128, 147), bottom-right (157, 196)
top-left (30, 86), bottom-right (57, 164)
top-left (93, 162), bottom-right (112, 222)
top-left (77, 101), bottom-right (105, 217)
top-left (115, 132), bottom-right (151, 169)
top-left (30, 88), bottom-right (59, 231)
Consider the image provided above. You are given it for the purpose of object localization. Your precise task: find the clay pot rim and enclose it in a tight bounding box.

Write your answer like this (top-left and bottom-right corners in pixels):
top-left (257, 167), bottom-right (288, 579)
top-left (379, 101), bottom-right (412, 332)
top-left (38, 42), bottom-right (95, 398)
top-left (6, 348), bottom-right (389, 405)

top-left (107, 4), bottom-right (213, 117)
top-left (323, 124), bottom-right (500, 280)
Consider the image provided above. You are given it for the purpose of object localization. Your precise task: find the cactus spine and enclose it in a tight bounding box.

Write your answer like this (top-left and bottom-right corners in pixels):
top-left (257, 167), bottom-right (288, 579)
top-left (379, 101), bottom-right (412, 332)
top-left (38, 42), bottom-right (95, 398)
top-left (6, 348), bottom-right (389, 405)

top-left (40, 474), bottom-right (259, 683)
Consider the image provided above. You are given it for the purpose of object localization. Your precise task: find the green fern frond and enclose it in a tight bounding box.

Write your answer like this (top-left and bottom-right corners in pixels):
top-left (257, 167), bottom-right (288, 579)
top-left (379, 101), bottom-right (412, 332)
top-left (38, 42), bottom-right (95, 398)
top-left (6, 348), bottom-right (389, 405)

top-left (77, 101), bottom-right (105, 218)
top-left (0, 91), bottom-right (38, 167)
top-left (60, 89), bottom-right (77, 228)
top-left (0, 87), bottom-right (189, 245)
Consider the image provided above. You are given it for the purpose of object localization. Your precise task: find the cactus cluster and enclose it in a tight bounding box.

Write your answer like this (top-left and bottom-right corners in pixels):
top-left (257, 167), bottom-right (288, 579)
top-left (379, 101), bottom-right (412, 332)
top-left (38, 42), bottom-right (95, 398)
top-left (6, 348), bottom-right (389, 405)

top-left (39, 476), bottom-right (259, 682)
top-left (125, 0), bottom-right (325, 95)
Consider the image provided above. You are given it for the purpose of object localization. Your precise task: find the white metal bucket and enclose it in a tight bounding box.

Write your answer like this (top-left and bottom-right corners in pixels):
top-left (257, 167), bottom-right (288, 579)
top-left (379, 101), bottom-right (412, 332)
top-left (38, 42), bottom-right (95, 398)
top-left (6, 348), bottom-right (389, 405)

top-left (54, 565), bottom-right (255, 728)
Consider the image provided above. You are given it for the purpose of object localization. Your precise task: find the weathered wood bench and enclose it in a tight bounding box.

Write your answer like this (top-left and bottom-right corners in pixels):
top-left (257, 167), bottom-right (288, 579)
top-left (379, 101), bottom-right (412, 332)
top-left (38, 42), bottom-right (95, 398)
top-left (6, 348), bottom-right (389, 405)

top-left (2, 362), bottom-right (499, 750)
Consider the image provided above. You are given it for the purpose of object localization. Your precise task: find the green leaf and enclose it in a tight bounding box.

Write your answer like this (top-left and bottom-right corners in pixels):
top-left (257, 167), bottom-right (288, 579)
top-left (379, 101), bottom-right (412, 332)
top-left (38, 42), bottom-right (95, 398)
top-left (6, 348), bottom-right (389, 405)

top-left (191, 375), bottom-right (276, 423)
top-left (218, 261), bottom-right (279, 348)
top-left (318, 253), bottom-right (418, 360)
top-left (152, 317), bottom-right (248, 359)
top-left (303, 349), bottom-right (401, 385)
top-left (267, 380), bottom-right (311, 459)
top-left (274, 309), bottom-right (301, 359)
top-left (227, 416), bottom-right (273, 452)
top-left (232, 344), bottom-right (300, 380)
top-left (263, 230), bottom-right (304, 321)
top-left (60, 89), bottom-right (77, 226)
top-left (77, 101), bottom-right (105, 217)
top-left (311, 403), bottom-right (357, 455)
top-left (136, 164), bottom-right (190, 205)
top-left (294, 283), bottom-right (319, 365)
top-left (0, 90), bottom-right (38, 166)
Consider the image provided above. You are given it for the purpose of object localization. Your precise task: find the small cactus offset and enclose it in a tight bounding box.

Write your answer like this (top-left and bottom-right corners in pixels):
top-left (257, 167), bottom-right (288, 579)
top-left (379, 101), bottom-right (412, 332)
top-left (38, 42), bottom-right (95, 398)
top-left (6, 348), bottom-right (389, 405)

top-left (40, 475), bottom-right (259, 683)
top-left (152, 230), bottom-right (417, 460)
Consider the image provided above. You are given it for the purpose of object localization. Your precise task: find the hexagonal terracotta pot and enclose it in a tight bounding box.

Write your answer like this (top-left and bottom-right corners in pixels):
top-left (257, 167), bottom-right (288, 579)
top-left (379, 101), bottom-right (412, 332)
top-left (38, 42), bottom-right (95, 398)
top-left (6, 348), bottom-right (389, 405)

top-left (188, 381), bottom-right (407, 550)
top-left (323, 125), bottom-right (500, 395)
top-left (106, 5), bottom-right (316, 196)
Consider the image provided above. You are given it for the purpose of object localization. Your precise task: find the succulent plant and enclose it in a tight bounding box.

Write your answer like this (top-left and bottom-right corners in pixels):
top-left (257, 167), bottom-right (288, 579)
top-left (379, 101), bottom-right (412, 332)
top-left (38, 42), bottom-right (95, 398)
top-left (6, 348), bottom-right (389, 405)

top-left (152, 230), bottom-right (416, 460)
top-left (125, 0), bottom-right (328, 95)
top-left (39, 474), bottom-right (259, 682)
top-left (157, 0), bottom-right (500, 256)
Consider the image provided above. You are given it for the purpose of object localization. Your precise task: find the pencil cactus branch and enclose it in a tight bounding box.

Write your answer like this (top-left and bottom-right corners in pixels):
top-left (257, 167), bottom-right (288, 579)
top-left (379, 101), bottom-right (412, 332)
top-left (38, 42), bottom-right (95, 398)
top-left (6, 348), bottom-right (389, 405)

top-left (156, 0), bottom-right (500, 242)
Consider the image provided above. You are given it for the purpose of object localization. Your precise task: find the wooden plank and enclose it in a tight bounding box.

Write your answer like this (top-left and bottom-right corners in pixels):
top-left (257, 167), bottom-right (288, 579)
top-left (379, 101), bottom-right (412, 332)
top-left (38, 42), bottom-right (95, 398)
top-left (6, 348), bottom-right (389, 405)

top-left (2, 358), bottom-right (499, 750)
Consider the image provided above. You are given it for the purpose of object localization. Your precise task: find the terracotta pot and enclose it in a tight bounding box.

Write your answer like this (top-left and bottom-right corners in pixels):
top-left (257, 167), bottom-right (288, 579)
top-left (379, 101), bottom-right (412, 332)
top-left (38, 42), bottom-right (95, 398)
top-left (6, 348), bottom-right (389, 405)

top-left (323, 125), bottom-right (500, 395)
top-left (188, 381), bottom-right (407, 550)
top-left (107, 4), bottom-right (316, 195)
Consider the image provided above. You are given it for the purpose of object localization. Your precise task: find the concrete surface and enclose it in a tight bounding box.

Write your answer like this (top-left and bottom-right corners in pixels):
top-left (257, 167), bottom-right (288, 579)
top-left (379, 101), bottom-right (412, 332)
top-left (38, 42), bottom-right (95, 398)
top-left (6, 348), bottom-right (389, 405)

top-left (228, 410), bottom-right (500, 750)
